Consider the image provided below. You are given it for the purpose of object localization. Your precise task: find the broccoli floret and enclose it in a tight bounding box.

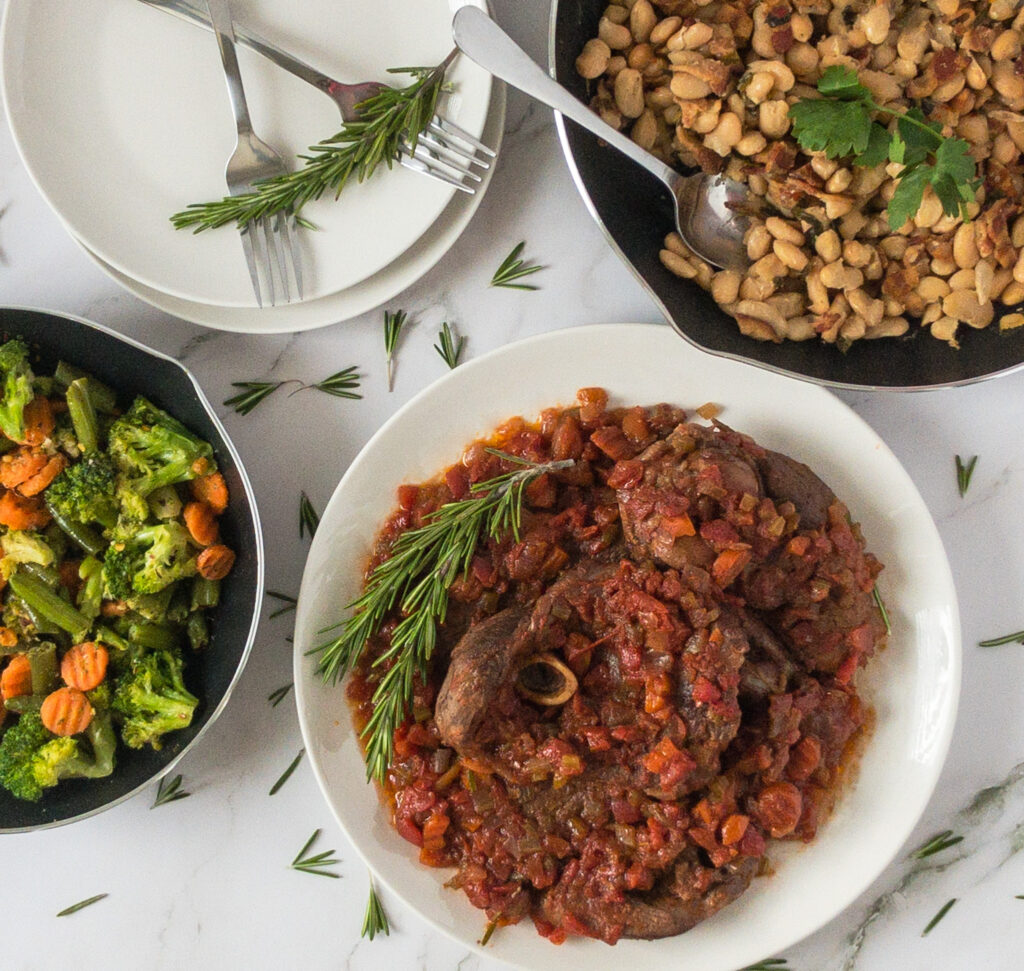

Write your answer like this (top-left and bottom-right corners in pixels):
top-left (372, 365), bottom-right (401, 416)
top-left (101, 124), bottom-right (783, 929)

top-left (0, 710), bottom-right (115, 802)
top-left (43, 452), bottom-right (119, 530)
top-left (112, 649), bottom-right (198, 750)
top-left (107, 397), bottom-right (214, 498)
top-left (0, 339), bottom-right (35, 444)
top-left (0, 529), bottom-right (56, 582)
top-left (103, 522), bottom-right (196, 599)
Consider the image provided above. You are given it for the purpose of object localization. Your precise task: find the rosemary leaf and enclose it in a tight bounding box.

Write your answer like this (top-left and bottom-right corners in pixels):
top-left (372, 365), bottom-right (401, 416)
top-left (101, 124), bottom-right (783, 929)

top-left (873, 585), bottom-right (891, 636)
top-left (173, 59), bottom-right (452, 232)
top-left (434, 321), bottom-right (465, 369)
top-left (267, 590), bottom-right (298, 619)
top-left (270, 748), bottom-right (305, 796)
top-left (362, 879), bottom-right (390, 939)
top-left (922, 897), bottom-right (957, 936)
top-left (955, 454), bottom-right (978, 497)
top-left (979, 629), bottom-right (1024, 647)
top-left (311, 452), bottom-right (574, 781)
top-left (311, 366), bottom-right (362, 400)
top-left (152, 773), bottom-right (191, 808)
top-left (268, 682), bottom-right (294, 707)
top-left (383, 309), bottom-right (408, 392)
top-left (910, 829), bottom-right (963, 860)
top-left (480, 920), bottom-right (498, 946)
top-left (290, 828), bottom-right (341, 878)
top-left (57, 893), bottom-right (108, 917)
top-left (300, 491), bottom-right (320, 540)
top-left (490, 241), bottom-right (544, 290)
top-left (740, 960), bottom-right (789, 970)
top-left (224, 381), bottom-right (283, 416)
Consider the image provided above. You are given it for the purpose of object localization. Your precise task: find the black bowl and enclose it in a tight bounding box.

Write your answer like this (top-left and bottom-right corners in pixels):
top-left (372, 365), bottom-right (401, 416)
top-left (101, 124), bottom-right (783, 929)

top-left (0, 307), bottom-right (263, 831)
top-left (549, 0), bottom-right (1024, 389)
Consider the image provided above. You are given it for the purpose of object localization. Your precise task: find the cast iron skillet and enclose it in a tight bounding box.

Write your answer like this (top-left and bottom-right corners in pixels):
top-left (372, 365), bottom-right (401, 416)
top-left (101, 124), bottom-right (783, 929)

top-left (0, 308), bottom-right (263, 831)
top-left (549, 0), bottom-right (1024, 390)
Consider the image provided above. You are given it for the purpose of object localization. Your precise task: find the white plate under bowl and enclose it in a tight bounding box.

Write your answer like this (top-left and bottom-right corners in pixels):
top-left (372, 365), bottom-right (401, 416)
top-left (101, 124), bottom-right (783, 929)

top-left (294, 323), bottom-right (960, 969)
top-left (1, 0), bottom-right (491, 308)
top-left (69, 78), bottom-right (505, 333)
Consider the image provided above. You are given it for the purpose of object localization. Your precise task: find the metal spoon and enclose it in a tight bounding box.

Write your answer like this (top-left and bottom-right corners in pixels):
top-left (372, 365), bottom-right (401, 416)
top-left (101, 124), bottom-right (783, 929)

top-left (452, 7), bottom-right (751, 271)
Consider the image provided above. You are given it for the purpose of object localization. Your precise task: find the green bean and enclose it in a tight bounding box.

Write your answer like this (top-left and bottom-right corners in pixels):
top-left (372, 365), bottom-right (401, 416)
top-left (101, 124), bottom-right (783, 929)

top-left (128, 622), bottom-right (180, 652)
top-left (10, 593), bottom-right (63, 638)
top-left (54, 363), bottom-right (117, 413)
top-left (82, 713), bottom-right (116, 777)
top-left (8, 570), bottom-right (91, 642)
top-left (66, 377), bottom-right (99, 452)
top-left (191, 576), bottom-right (220, 610)
top-left (187, 612), bottom-right (209, 651)
top-left (3, 693), bottom-right (43, 714)
top-left (27, 643), bottom-right (58, 695)
top-left (77, 556), bottom-right (104, 621)
top-left (94, 625), bottom-right (130, 653)
top-left (21, 562), bottom-right (62, 589)
top-left (45, 505), bottom-right (105, 557)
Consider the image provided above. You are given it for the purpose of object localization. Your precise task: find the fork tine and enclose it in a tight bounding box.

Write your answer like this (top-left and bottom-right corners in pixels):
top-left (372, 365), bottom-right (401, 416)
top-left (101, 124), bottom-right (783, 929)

top-left (398, 153), bottom-right (476, 194)
top-left (404, 139), bottom-right (484, 182)
top-left (238, 223), bottom-right (264, 309)
top-left (266, 214), bottom-right (291, 303)
top-left (279, 214), bottom-right (303, 301)
top-left (412, 132), bottom-right (491, 172)
top-left (428, 116), bottom-right (497, 158)
top-left (252, 218), bottom-right (275, 306)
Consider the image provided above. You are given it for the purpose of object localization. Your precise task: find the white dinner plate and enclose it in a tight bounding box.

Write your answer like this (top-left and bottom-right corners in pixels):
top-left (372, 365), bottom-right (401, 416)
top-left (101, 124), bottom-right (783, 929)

top-left (70, 78), bottom-right (505, 333)
top-left (293, 323), bottom-right (960, 970)
top-left (1, 0), bottom-right (491, 308)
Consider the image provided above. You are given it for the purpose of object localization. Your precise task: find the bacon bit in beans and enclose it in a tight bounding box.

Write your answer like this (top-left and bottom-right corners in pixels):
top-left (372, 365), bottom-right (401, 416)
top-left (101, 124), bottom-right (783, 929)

top-left (183, 500), bottom-right (219, 546)
top-left (40, 687), bottom-right (94, 736)
top-left (1, 654), bottom-right (32, 700)
top-left (197, 544), bottom-right (236, 580)
top-left (18, 397), bottom-right (55, 446)
top-left (189, 471), bottom-right (229, 513)
top-left (18, 454), bottom-right (66, 497)
top-left (60, 642), bottom-right (109, 692)
top-left (0, 491), bottom-right (51, 530)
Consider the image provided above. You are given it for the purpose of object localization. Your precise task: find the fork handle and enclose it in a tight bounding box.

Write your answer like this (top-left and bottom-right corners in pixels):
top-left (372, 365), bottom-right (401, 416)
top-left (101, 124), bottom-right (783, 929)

top-left (452, 7), bottom-right (677, 188)
top-left (206, 0), bottom-right (254, 134)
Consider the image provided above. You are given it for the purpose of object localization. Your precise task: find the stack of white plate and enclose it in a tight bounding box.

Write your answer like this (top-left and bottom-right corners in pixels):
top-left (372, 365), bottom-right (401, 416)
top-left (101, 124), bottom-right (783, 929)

top-left (1, 0), bottom-right (503, 333)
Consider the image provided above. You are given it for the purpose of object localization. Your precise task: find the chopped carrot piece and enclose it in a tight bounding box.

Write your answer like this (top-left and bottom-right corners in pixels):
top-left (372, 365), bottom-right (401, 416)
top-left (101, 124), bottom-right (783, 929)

top-left (0, 627), bottom-right (18, 648)
top-left (197, 544), bottom-right (235, 580)
top-left (183, 501), bottom-right (219, 546)
top-left (711, 548), bottom-right (752, 587)
top-left (0, 447), bottom-right (49, 489)
top-left (0, 490), bottom-right (51, 530)
top-left (19, 397), bottom-right (55, 446)
top-left (190, 471), bottom-right (229, 514)
top-left (40, 687), bottom-right (94, 736)
top-left (60, 642), bottom-right (109, 692)
top-left (1, 654), bottom-right (32, 700)
top-left (18, 453), bottom-right (66, 496)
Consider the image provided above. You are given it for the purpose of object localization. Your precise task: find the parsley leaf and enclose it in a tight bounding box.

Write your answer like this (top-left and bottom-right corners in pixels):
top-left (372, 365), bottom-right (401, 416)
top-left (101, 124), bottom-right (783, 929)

top-left (788, 98), bottom-right (873, 157)
top-left (817, 64), bottom-right (872, 100)
top-left (888, 165), bottom-right (931, 230)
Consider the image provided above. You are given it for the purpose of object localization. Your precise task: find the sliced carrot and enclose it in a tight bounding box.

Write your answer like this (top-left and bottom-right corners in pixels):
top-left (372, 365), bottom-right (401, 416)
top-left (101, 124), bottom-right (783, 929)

top-left (1, 654), bottom-right (32, 700)
top-left (0, 627), bottom-right (18, 648)
top-left (197, 544), bottom-right (236, 580)
top-left (183, 501), bottom-right (219, 546)
top-left (18, 453), bottom-right (66, 496)
top-left (60, 642), bottom-right (109, 692)
top-left (0, 446), bottom-right (49, 490)
top-left (19, 396), bottom-right (56, 446)
top-left (190, 471), bottom-right (229, 514)
top-left (0, 491), bottom-right (51, 530)
top-left (40, 687), bottom-right (94, 736)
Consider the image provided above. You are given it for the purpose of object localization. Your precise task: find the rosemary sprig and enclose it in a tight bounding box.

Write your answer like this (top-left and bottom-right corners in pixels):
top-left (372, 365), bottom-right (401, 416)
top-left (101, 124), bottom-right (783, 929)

top-left (979, 629), bottom-right (1024, 647)
top-left (268, 682), bottom-right (294, 707)
top-left (224, 368), bottom-right (361, 416)
top-left (173, 58), bottom-right (452, 232)
top-left (740, 960), bottom-right (789, 971)
top-left (152, 773), bottom-right (190, 808)
top-left (910, 829), bottom-right (963, 860)
top-left (873, 586), bottom-right (891, 636)
top-left (57, 894), bottom-right (108, 917)
top-left (362, 879), bottom-right (390, 940)
top-left (270, 748), bottom-right (305, 795)
top-left (290, 829), bottom-right (341, 878)
top-left (311, 450), bottom-right (574, 781)
top-left (302, 367), bottom-right (362, 400)
top-left (922, 897), bottom-right (957, 936)
top-left (300, 491), bottom-right (320, 540)
top-left (267, 591), bottom-right (297, 619)
top-left (224, 381), bottom-right (282, 416)
top-left (434, 321), bottom-right (465, 369)
top-left (490, 241), bottom-right (544, 289)
top-left (383, 309), bottom-right (408, 392)
top-left (955, 454), bottom-right (978, 497)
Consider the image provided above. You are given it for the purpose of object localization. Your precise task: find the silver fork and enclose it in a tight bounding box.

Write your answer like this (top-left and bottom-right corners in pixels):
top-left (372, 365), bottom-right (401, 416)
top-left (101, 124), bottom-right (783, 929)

top-left (139, 0), bottom-right (496, 193)
top-left (206, 0), bottom-right (303, 306)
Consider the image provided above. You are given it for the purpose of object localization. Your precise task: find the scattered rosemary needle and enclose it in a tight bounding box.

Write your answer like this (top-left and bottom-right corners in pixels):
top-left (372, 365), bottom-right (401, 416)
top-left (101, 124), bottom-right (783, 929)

top-left (311, 449), bottom-right (575, 781)
top-left (173, 58), bottom-right (453, 232)
top-left (362, 879), bottom-right (390, 940)
top-left (490, 241), bottom-right (544, 290)
top-left (57, 893), bottom-right (108, 917)
top-left (873, 586), bottom-right (891, 636)
top-left (955, 454), bottom-right (978, 497)
top-left (480, 919), bottom-right (498, 946)
top-left (300, 491), bottom-right (320, 540)
top-left (290, 828), bottom-right (341, 878)
top-left (224, 381), bottom-right (282, 416)
top-left (270, 748), bottom-right (305, 796)
top-left (297, 366), bottom-right (362, 400)
top-left (383, 309), bottom-right (408, 391)
top-left (910, 829), bottom-right (963, 860)
top-left (267, 590), bottom-right (298, 619)
top-left (268, 683), bottom-right (294, 707)
top-left (922, 897), bottom-right (957, 936)
top-left (225, 368), bottom-right (361, 415)
top-left (152, 773), bottom-right (190, 808)
top-left (434, 321), bottom-right (465, 369)
top-left (978, 629), bottom-right (1024, 647)
top-left (740, 960), bottom-right (789, 971)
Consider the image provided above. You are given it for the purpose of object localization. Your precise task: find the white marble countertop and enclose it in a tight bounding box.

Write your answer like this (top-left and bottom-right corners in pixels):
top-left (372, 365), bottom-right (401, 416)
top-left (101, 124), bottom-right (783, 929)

top-left (2, 2), bottom-right (1024, 969)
